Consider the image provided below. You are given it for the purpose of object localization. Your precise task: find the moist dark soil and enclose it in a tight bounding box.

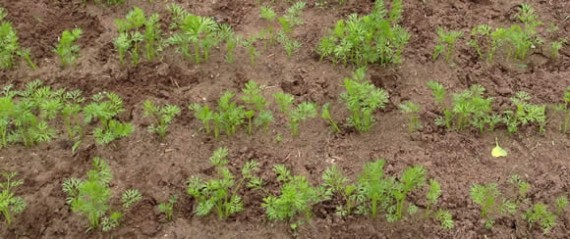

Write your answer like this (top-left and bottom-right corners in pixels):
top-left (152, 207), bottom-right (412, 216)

top-left (1, 0), bottom-right (570, 238)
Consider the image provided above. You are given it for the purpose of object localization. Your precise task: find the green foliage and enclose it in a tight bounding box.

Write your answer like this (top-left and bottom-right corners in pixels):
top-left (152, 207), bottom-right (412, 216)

top-left (242, 35), bottom-right (260, 65)
top-left (524, 203), bottom-right (556, 233)
top-left (399, 101), bottom-right (422, 133)
top-left (435, 210), bottom-right (455, 230)
top-left (263, 164), bottom-right (327, 225)
top-left (322, 165), bottom-right (358, 217)
top-left (62, 158), bottom-right (141, 231)
top-left (217, 25), bottom-right (241, 64)
top-left (503, 92), bottom-right (546, 134)
top-left (555, 196), bottom-right (568, 215)
top-left (241, 81), bottom-right (273, 135)
top-left (158, 194), bottom-right (178, 221)
top-left (321, 103), bottom-right (341, 133)
top-left (470, 183), bottom-right (516, 229)
top-left (272, 92), bottom-right (316, 136)
top-left (0, 9), bottom-right (35, 70)
top-left (190, 91), bottom-right (250, 139)
top-left (433, 27), bottom-right (463, 64)
top-left (0, 172), bottom-right (26, 226)
top-left (317, 0), bottom-right (409, 66)
top-left (277, 31), bottom-right (301, 57)
top-left (84, 92), bottom-right (134, 145)
top-left (279, 2), bottom-right (307, 34)
top-left (114, 7), bottom-right (162, 65)
top-left (340, 67), bottom-right (389, 132)
top-left (143, 100), bottom-right (180, 140)
top-left (468, 4), bottom-right (543, 62)
top-left (187, 148), bottom-right (262, 219)
top-left (508, 175), bottom-right (531, 201)
top-left (167, 4), bottom-right (222, 64)
top-left (550, 40), bottom-right (565, 59)
top-left (54, 28), bottom-right (83, 67)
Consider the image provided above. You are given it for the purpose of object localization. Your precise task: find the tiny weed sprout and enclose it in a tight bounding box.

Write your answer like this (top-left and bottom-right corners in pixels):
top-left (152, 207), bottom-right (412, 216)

top-left (158, 194), bottom-right (178, 221)
top-left (143, 100), bottom-right (181, 140)
top-left (470, 183), bottom-right (516, 229)
top-left (62, 158), bottom-right (142, 232)
top-left (187, 148), bottom-right (263, 219)
top-left (321, 103), bottom-right (341, 133)
top-left (84, 92), bottom-right (134, 145)
top-left (524, 203), bottom-right (556, 233)
top-left (433, 27), bottom-right (463, 64)
top-left (341, 68), bottom-right (389, 133)
top-left (167, 4), bottom-right (222, 64)
top-left (115, 7), bottom-right (162, 65)
top-left (0, 8), bottom-right (36, 70)
top-left (317, 0), bottom-right (409, 66)
top-left (263, 164), bottom-right (327, 227)
top-left (399, 101), bottom-right (422, 133)
top-left (0, 172), bottom-right (26, 226)
top-left (55, 28), bottom-right (83, 67)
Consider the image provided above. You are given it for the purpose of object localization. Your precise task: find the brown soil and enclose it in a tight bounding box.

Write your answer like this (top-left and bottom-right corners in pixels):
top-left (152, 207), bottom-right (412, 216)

top-left (1, 0), bottom-right (570, 238)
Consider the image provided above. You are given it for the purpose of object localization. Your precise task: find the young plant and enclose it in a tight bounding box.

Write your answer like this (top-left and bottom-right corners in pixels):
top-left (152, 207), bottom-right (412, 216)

top-left (217, 25), bottom-right (241, 64)
top-left (158, 194), bottom-right (178, 221)
top-left (62, 158), bottom-right (142, 231)
top-left (263, 164), bottom-right (327, 227)
top-left (424, 179), bottom-right (454, 229)
top-left (0, 95), bottom-right (14, 148)
top-left (0, 9), bottom-right (36, 70)
top-left (0, 172), bottom-right (26, 226)
top-left (433, 27), bottom-right (463, 64)
top-left (167, 5), bottom-right (220, 64)
top-left (277, 31), bottom-right (301, 57)
top-left (470, 183), bottom-right (516, 229)
top-left (550, 40), bottom-right (566, 59)
top-left (356, 160), bottom-right (388, 219)
top-left (555, 196), bottom-right (568, 215)
top-left (503, 92), bottom-right (546, 134)
top-left (322, 165), bottom-right (358, 217)
top-left (317, 0), bottom-right (409, 66)
top-left (241, 81), bottom-right (272, 135)
top-left (142, 100), bottom-right (181, 140)
top-left (278, 2), bottom-right (307, 34)
top-left (524, 203), bottom-right (556, 233)
top-left (114, 7), bottom-right (162, 65)
top-left (260, 6), bottom-right (277, 45)
top-left (399, 101), bottom-right (422, 133)
top-left (272, 92), bottom-right (316, 136)
top-left (321, 103), bottom-right (341, 133)
top-left (83, 92), bottom-right (134, 145)
top-left (187, 148), bottom-right (263, 219)
top-left (242, 35), bottom-right (260, 65)
top-left (555, 87), bottom-right (570, 134)
top-left (340, 67), bottom-right (389, 132)
top-left (508, 174), bottom-right (531, 202)
top-left (54, 28), bottom-right (83, 67)
top-left (61, 90), bottom-right (86, 151)
top-left (390, 166), bottom-right (426, 221)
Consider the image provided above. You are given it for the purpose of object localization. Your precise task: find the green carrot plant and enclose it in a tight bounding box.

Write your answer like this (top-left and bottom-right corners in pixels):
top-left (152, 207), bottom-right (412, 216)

top-left (425, 179), bottom-right (455, 229)
top-left (524, 203), bottom-right (557, 233)
top-left (555, 86), bottom-right (570, 134)
top-left (503, 92), bottom-right (546, 134)
top-left (262, 164), bottom-right (327, 230)
top-left (433, 27), bottom-right (463, 64)
top-left (470, 183), bottom-right (516, 229)
top-left (0, 172), bottom-right (26, 226)
top-left (317, 0), bottom-right (409, 66)
top-left (190, 91), bottom-right (246, 139)
top-left (167, 4), bottom-right (221, 64)
top-left (158, 194), bottom-right (178, 221)
top-left (114, 7), bottom-right (162, 65)
top-left (340, 67), bottom-right (389, 133)
top-left (321, 103), bottom-right (341, 133)
top-left (272, 92), bottom-right (317, 136)
top-left (550, 40), bottom-right (565, 59)
top-left (277, 31), bottom-right (302, 57)
top-left (399, 101), bottom-right (422, 133)
top-left (0, 8), bottom-right (36, 70)
top-left (142, 100), bottom-right (181, 140)
top-left (321, 165), bottom-right (359, 217)
top-left (187, 147), bottom-right (263, 219)
top-left (54, 28), bottom-right (83, 67)
top-left (62, 157), bottom-right (142, 232)
top-left (83, 92), bottom-right (134, 145)
top-left (241, 81), bottom-right (273, 135)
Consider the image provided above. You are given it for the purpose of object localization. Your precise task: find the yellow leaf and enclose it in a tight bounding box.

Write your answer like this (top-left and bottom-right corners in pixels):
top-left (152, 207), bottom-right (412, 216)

top-left (492, 139), bottom-right (508, 158)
